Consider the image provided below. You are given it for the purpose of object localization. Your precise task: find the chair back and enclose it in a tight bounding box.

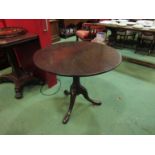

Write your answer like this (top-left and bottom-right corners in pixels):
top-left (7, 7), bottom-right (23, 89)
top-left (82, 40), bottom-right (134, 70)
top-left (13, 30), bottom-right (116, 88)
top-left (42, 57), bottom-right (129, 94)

top-left (82, 23), bottom-right (93, 30)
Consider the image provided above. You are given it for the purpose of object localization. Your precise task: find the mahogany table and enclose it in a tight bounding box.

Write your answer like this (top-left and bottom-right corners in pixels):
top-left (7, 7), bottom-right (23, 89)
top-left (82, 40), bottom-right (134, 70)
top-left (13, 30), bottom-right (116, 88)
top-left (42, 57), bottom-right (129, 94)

top-left (0, 34), bottom-right (42, 99)
top-left (34, 42), bottom-right (122, 124)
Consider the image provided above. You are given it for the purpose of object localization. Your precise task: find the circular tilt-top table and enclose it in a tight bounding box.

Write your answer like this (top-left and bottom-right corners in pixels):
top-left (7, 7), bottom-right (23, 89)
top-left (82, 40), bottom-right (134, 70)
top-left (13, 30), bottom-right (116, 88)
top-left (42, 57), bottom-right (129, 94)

top-left (33, 41), bottom-right (122, 124)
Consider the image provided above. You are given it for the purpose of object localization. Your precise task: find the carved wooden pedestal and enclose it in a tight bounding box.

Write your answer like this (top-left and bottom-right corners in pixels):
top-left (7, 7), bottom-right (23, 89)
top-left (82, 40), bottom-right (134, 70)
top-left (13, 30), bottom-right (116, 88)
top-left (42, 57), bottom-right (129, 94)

top-left (63, 76), bottom-right (101, 124)
top-left (0, 34), bottom-right (45, 99)
top-left (0, 47), bottom-right (43, 99)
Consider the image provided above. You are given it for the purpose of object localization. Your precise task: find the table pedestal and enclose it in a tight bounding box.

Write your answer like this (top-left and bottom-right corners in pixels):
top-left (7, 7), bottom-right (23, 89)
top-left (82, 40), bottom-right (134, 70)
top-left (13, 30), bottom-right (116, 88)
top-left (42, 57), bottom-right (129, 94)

top-left (0, 48), bottom-right (43, 99)
top-left (63, 76), bottom-right (102, 124)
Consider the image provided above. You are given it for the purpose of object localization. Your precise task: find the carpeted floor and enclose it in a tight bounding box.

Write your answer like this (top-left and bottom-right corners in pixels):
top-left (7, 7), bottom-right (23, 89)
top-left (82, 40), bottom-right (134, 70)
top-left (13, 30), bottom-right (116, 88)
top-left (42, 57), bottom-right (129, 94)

top-left (0, 36), bottom-right (155, 135)
top-left (119, 48), bottom-right (155, 64)
top-left (0, 60), bottom-right (155, 135)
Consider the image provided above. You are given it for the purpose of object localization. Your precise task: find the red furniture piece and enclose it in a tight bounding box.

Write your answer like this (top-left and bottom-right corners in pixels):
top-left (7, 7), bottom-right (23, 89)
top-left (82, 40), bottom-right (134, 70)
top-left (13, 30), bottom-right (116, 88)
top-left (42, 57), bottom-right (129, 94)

top-left (0, 20), bottom-right (9, 69)
top-left (76, 23), bottom-right (106, 41)
top-left (3, 19), bottom-right (57, 87)
top-left (76, 23), bottom-right (92, 41)
top-left (0, 19), bottom-right (6, 28)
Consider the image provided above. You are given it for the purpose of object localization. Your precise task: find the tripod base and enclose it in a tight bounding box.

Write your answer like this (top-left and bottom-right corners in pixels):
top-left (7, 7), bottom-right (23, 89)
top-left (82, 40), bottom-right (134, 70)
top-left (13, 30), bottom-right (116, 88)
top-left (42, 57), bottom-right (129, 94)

top-left (63, 76), bottom-right (101, 124)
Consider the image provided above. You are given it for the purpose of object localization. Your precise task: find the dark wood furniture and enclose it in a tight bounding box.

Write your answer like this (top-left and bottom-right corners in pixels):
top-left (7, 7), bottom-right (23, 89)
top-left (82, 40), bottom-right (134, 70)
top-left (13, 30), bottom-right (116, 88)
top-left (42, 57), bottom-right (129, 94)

top-left (136, 32), bottom-right (155, 54)
top-left (0, 33), bottom-right (43, 99)
top-left (34, 42), bottom-right (122, 124)
top-left (76, 23), bottom-right (107, 41)
top-left (58, 19), bottom-right (99, 38)
top-left (0, 27), bottom-right (27, 70)
top-left (75, 23), bottom-right (93, 41)
top-left (115, 29), bottom-right (136, 46)
top-left (49, 20), bottom-right (60, 43)
top-left (0, 49), bottom-right (9, 70)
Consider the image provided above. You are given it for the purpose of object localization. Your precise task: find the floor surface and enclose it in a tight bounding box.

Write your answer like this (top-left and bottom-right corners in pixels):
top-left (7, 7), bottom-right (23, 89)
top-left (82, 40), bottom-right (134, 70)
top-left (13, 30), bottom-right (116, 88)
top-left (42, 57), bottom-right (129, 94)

top-left (0, 61), bottom-right (155, 134)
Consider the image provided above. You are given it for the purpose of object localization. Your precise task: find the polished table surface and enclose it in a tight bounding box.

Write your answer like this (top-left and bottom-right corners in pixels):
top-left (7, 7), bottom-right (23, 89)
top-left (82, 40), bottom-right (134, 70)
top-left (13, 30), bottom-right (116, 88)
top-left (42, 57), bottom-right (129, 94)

top-left (34, 41), bottom-right (122, 124)
top-left (34, 42), bottom-right (122, 77)
top-left (0, 33), bottom-right (38, 47)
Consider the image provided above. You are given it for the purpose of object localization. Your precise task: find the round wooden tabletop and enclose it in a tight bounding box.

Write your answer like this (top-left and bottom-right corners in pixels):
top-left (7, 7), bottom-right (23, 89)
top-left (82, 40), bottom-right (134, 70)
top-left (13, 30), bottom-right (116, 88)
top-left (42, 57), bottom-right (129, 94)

top-left (33, 42), bottom-right (122, 77)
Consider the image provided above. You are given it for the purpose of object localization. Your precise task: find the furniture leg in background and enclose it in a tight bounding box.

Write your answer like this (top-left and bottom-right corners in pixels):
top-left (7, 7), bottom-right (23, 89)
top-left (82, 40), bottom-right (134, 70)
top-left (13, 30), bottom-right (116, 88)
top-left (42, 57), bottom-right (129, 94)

top-left (0, 34), bottom-right (44, 99)
top-left (0, 47), bottom-right (43, 99)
